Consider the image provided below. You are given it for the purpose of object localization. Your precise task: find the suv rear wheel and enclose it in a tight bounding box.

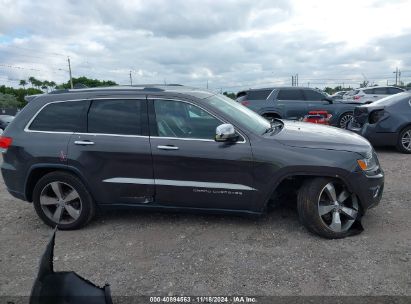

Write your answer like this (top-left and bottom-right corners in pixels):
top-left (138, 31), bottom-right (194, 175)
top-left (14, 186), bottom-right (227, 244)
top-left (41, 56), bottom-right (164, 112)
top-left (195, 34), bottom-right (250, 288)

top-left (338, 112), bottom-right (353, 129)
top-left (397, 126), bottom-right (411, 154)
top-left (297, 177), bottom-right (360, 239)
top-left (33, 171), bottom-right (95, 230)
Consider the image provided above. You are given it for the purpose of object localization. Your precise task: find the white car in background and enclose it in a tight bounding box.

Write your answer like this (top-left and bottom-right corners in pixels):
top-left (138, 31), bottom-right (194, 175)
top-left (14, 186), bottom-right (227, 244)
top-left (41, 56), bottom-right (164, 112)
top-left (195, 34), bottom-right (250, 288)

top-left (343, 86), bottom-right (404, 103)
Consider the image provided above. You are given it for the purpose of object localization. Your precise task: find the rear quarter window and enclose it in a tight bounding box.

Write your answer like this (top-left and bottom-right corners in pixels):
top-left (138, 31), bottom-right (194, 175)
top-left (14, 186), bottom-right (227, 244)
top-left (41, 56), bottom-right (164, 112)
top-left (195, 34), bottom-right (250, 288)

top-left (246, 90), bottom-right (272, 100)
top-left (29, 100), bottom-right (89, 132)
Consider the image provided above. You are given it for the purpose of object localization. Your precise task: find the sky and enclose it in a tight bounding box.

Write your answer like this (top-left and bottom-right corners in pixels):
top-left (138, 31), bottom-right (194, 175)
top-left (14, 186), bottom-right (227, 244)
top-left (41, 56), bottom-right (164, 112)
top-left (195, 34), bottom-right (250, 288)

top-left (0, 0), bottom-right (411, 92)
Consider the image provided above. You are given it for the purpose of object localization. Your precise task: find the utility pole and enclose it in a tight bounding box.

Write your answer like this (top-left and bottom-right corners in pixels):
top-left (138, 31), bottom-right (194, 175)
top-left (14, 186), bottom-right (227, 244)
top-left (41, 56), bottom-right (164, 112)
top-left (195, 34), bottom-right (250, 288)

top-left (292, 76), bottom-right (294, 86)
top-left (393, 67), bottom-right (399, 85)
top-left (206, 80), bottom-right (208, 89)
top-left (296, 74), bottom-right (298, 86)
top-left (129, 70), bottom-right (133, 86)
top-left (67, 57), bottom-right (73, 89)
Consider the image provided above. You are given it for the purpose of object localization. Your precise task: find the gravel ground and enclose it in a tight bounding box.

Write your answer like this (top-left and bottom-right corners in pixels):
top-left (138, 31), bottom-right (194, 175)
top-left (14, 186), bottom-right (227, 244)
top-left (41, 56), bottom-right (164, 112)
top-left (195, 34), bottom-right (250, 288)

top-left (0, 148), bottom-right (410, 297)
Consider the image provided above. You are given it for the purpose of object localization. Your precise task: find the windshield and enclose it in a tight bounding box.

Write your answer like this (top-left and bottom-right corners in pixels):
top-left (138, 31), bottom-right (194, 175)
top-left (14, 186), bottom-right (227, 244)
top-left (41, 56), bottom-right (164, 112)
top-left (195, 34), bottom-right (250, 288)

top-left (370, 92), bottom-right (410, 107)
top-left (204, 94), bottom-right (271, 134)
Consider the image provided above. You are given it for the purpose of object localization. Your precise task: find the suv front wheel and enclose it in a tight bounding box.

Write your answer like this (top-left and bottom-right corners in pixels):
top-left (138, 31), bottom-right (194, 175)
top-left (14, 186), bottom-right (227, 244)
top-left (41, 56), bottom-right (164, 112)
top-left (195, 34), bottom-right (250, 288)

top-left (33, 171), bottom-right (95, 230)
top-left (297, 177), bottom-right (360, 239)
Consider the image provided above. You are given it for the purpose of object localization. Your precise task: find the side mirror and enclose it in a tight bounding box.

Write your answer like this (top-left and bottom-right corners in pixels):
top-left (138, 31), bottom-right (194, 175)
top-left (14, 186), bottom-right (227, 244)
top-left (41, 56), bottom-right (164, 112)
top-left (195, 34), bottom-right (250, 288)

top-left (215, 123), bottom-right (238, 142)
top-left (322, 97), bottom-right (333, 104)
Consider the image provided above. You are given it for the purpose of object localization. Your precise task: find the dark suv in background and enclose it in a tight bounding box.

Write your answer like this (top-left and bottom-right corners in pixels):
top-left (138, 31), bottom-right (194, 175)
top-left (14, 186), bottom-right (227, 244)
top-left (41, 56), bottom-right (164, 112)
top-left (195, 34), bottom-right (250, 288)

top-left (236, 87), bottom-right (357, 128)
top-left (0, 86), bottom-right (384, 238)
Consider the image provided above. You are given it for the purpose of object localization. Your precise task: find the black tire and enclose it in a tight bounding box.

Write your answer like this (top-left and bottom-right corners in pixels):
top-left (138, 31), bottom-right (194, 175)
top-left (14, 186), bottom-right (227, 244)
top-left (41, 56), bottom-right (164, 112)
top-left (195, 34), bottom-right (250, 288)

top-left (337, 112), bottom-right (353, 129)
top-left (297, 177), bottom-right (359, 239)
top-left (396, 126), bottom-right (411, 154)
top-left (33, 171), bottom-right (95, 230)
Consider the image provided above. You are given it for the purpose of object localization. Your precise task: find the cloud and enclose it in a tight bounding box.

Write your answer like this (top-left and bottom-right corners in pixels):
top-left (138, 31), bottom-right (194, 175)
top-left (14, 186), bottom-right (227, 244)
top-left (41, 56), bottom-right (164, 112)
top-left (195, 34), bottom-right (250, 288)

top-left (0, 0), bottom-right (410, 90)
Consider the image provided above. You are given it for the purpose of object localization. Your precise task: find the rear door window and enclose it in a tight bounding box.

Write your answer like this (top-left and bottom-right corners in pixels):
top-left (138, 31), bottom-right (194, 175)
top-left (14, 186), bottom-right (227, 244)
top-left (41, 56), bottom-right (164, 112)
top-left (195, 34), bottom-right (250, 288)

top-left (29, 100), bottom-right (89, 132)
top-left (363, 89), bottom-right (373, 94)
top-left (277, 89), bottom-right (304, 100)
top-left (88, 99), bottom-right (146, 135)
top-left (303, 89), bottom-right (326, 101)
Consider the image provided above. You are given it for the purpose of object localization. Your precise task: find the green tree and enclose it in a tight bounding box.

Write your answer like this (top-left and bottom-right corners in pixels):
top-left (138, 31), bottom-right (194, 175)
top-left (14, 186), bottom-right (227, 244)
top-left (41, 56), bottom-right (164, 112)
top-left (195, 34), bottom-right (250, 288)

top-left (0, 93), bottom-right (19, 108)
top-left (57, 76), bottom-right (117, 89)
top-left (19, 79), bottom-right (27, 89)
top-left (28, 76), bottom-right (37, 88)
top-left (223, 91), bottom-right (236, 99)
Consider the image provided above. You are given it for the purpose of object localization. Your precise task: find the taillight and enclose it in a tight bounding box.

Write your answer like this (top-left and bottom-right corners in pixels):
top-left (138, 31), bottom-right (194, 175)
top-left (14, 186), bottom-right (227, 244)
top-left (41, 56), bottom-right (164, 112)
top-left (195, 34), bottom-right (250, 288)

top-left (0, 136), bottom-right (13, 152)
top-left (354, 95), bottom-right (364, 100)
top-left (369, 110), bottom-right (385, 124)
top-left (241, 100), bottom-right (250, 106)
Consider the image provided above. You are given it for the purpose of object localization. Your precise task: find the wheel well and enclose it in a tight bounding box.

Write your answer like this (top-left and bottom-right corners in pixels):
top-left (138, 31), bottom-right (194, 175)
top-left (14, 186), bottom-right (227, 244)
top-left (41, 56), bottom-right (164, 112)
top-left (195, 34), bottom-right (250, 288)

top-left (398, 123), bottom-right (411, 134)
top-left (25, 168), bottom-right (80, 202)
top-left (262, 112), bottom-right (281, 119)
top-left (268, 175), bottom-right (349, 207)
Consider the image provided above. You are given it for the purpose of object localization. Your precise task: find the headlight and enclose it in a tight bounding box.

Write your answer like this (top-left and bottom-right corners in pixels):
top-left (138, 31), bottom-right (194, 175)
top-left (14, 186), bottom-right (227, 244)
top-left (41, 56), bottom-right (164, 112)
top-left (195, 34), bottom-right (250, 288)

top-left (357, 153), bottom-right (378, 171)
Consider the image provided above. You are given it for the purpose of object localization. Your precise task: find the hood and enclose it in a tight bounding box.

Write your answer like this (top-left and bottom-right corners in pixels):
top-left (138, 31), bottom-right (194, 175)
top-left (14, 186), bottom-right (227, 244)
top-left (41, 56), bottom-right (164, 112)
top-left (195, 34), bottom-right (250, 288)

top-left (272, 120), bottom-right (371, 154)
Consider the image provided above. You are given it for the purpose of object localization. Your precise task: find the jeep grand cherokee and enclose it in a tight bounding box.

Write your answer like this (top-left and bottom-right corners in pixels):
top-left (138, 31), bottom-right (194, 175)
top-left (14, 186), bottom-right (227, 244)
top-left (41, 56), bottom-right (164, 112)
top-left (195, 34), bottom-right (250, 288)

top-left (0, 85), bottom-right (384, 238)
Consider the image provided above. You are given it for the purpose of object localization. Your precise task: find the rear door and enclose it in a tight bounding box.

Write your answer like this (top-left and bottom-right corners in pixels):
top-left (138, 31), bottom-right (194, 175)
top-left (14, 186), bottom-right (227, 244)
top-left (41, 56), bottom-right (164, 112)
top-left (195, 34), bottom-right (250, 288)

top-left (275, 89), bottom-right (307, 120)
top-left (67, 98), bottom-right (154, 205)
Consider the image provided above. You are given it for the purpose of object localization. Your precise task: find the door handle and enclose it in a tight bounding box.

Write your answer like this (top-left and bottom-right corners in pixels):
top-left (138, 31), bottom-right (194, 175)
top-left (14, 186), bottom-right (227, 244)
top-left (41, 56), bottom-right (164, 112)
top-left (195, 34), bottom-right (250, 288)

top-left (157, 145), bottom-right (179, 150)
top-left (74, 140), bottom-right (95, 145)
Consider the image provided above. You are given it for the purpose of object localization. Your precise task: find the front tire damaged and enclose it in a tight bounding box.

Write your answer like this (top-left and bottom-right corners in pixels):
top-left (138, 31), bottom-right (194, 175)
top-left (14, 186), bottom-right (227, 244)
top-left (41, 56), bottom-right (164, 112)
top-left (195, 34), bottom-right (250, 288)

top-left (297, 177), bottom-right (364, 239)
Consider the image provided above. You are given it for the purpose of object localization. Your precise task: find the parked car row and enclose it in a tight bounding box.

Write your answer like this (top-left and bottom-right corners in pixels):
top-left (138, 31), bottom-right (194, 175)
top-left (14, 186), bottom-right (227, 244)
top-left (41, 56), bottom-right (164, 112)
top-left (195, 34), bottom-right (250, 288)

top-left (236, 85), bottom-right (410, 153)
top-left (236, 87), bottom-right (356, 128)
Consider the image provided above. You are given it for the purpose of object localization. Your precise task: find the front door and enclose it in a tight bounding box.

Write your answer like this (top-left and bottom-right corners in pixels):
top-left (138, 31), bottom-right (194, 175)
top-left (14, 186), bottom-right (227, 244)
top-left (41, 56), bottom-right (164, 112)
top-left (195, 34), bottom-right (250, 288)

top-left (148, 98), bottom-right (256, 211)
top-left (68, 98), bottom-right (154, 205)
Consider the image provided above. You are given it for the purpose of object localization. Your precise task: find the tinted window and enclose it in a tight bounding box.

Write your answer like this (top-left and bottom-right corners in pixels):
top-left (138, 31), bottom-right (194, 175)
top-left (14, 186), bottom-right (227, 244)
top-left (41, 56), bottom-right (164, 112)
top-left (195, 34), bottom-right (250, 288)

top-left (388, 87), bottom-right (403, 94)
top-left (247, 90), bottom-right (272, 100)
top-left (373, 87), bottom-right (388, 94)
top-left (277, 89), bottom-right (304, 100)
top-left (363, 89), bottom-right (373, 94)
top-left (303, 89), bottom-right (326, 101)
top-left (154, 100), bottom-right (221, 139)
top-left (30, 101), bottom-right (88, 132)
top-left (206, 95), bottom-right (271, 135)
top-left (88, 100), bottom-right (144, 135)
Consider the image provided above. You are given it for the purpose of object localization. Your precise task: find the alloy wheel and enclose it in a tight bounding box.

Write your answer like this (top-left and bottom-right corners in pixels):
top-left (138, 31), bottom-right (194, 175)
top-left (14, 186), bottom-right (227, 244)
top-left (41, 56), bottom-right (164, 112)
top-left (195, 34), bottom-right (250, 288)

top-left (401, 130), bottom-right (411, 151)
top-left (317, 182), bottom-right (359, 233)
top-left (339, 114), bottom-right (353, 129)
top-left (40, 181), bottom-right (82, 224)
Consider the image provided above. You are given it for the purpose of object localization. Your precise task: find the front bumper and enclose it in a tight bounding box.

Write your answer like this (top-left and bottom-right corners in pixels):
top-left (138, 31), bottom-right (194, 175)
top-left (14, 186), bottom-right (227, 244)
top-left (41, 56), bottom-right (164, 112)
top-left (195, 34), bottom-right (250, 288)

top-left (347, 168), bottom-right (384, 211)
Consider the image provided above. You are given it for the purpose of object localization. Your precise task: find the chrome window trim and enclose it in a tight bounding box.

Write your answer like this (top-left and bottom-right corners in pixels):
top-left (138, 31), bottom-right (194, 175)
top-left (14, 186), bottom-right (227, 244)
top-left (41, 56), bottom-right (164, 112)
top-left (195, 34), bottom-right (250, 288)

top-left (24, 97), bottom-right (248, 143)
top-left (266, 89), bottom-right (276, 101)
top-left (150, 98), bottom-right (247, 144)
top-left (24, 97), bottom-right (147, 135)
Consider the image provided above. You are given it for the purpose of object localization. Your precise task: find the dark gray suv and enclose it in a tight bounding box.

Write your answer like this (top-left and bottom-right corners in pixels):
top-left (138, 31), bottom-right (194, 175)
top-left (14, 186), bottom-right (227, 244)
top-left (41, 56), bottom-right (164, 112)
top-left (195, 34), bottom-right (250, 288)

top-left (236, 87), bottom-right (357, 128)
top-left (0, 86), bottom-right (384, 238)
